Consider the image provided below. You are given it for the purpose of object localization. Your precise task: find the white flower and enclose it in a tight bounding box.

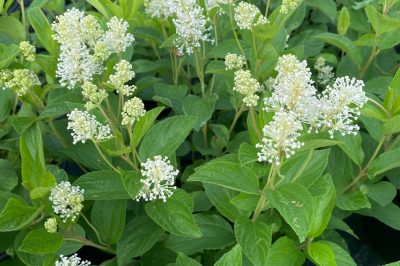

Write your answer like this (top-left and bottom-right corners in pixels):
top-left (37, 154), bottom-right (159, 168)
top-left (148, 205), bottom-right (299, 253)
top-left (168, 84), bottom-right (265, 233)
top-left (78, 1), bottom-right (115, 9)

top-left (314, 57), bottom-right (334, 86)
top-left (206, 0), bottom-right (229, 11)
top-left (67, 109), bottom-right (112, 144)
top-left (173, 2), bottom-right (213, 55)
top-left (56, 254), bottom-right (91, 266)
top-left (225, 53), bottom-right (246, 70)
top-left (318, 76), bottom-right (367, 138)
top-left (108, 60), bottom-right (136, 96)
top-left (234, 2), bottom-right (268, 30)
top-left (256, 111), bottom-right (304, 165)
top-left (233, 69), bottom-right (261, 107)
top-left (121, 97), bottom-right (146, 126)
top-left (144, 0), bottom-right (175, 18)
top-left (19, 41), bottom-right (35, 62)
top-left (49, 182), bottom-right (84, 222)
top-left (264, 54), bottom-right (319, 125)
top-left (4, 69), bottom-right (40, 96)
top-left (102, 17), bottom-right (134, 54)
top-left (82, 81), bottom-right (107, 110)
top-left (136, 156), bottom-right (178, 202)
top-left (44, 218), bottom-right (57, 233)
top-left (280, 0), bottom-right (301, 14)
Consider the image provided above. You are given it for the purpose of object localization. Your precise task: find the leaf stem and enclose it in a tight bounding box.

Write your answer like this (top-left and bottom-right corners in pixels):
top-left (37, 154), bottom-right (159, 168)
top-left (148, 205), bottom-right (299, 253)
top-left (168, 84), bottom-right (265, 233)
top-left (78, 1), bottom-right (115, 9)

top-left (93, 141), bottom-right (119, 173)
top-left (80, 213), bottom-right (107, 246)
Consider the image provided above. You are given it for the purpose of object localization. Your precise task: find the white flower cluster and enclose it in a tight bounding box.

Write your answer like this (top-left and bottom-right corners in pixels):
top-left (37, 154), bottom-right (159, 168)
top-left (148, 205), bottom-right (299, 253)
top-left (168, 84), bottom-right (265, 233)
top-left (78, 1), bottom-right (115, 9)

top-left (173, 1), bottom-right (213, 55)
top-left (233, 69), bottom-right (261, 107)
top-left (0, 69), bottom-right (40, 96)
top-left (206, 0), bottom-right (229, 11)
top-left (52, 8), bottom-right (134, 89)
top-left (256, 111), bottom-right (304, 164)
top-left (280, 0), bottom-right (301, 14)
top-left (234, 2), bottom-right (268, 30)
top-left (144, 0), bottom-right (175, 18)
top-left (44, 218), bottom-right (57, 233)
top-left (257, 54), bottom-right (367, 164)
top-left (314, 57), bottom-right (334, 86)
top-left (67, 109), bottom-right (112, 144)
top-left (19, 41), bottom-right (35, 62)
top-left (121, 97), bottom-right (146, 126)
top-left (56, 254), bottom-right (91, 266)
top-left (108, 60), bottom-right (136, 96)
top-left (49, 181), bottom-right (84, 222)
top-left (82, 81), bottom-right (107, 110)
top-left (136, 155), bottom-right (178, 202)
top-left (225, 53), bottom-right (246, 70)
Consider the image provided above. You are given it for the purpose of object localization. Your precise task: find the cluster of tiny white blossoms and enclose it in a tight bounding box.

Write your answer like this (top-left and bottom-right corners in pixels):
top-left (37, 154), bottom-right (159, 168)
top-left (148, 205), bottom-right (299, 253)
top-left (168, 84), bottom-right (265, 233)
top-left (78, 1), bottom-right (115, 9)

top-left (0, 69), bottom-right (40, 96)
top-left (234, 2), bottom-right (268, 30)
top-left (136, 155), bottom-right (178, 202)
top-left (206, 0), bottom-right (229, 11)
top-left (280, 0), bottom-right (301, 14)
top-left (173, 1), bottom-right (213, 55)
top-left (108, 60), bottom-right (136, 96)
top-left (82, 81), bottom-right (108, 111)
top-left (56, 254), bottom-right (91, 266)
top-left (314, 57), bottom-right (334, 86)
top-left (121, 97), bottom-right (146, 126)
top-left (225, 53), bottom-right (246, 70)
top-left (19, 41), bottom-right (35, 62)
top-left (233, 69), bottom-right (261, 107)
top-left (49, 181), bottom-right (84, 222)
top-left (67, 109), bottom-right (112, 144)
top-left (144, 0), bottom-right (175, 18)
top-left (318, 77), bottom-right (367, 137)
top-left (257, 54), bottom-right (367, 164)
top-left (44, 218), bottom-right (57, 233)
top-left (52, 8), bottom-right (134, 89)
top-left (256, 111), bottom-right (304, 164)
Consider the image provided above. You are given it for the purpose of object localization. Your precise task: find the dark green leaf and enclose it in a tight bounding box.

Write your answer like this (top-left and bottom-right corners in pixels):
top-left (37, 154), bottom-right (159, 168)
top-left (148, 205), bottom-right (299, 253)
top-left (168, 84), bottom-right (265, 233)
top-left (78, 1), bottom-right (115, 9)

top-left (214, 245), bottom-right (242, 266)
top-left (19, 229), bottom-right (62, 254)
top-left (360, 181), bottom-right (396, 207)
top-left (27, 8), bottom-right (58, 54)
top-left (0, 159), bottom-right (18, 192)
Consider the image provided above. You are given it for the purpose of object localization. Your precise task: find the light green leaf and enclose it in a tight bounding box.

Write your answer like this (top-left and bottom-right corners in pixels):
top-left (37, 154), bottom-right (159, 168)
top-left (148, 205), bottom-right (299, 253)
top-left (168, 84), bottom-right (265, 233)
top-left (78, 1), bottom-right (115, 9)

top-left (0, 198), bottom-right (38, 232)
top-left (0, 44), bottom-right (20, 69)
top-left (0, 16), bottom-right (25, 44)
top-left (360, 181), bottom-right (396, 207)
top-left (336, 190), bottom-right (371, 211)
top-left (365, 5), bottom-right (400, 34)
top-left (188, 161), bottom-right (260, 195)
top-left (145, 189), bottom-right (201, 238)
top-left (234, 216), bottom-right (271, 266)
top-left (383, 115), bottom-right (400, 135)
top-left (338, 7), bottom-right (351, 35)
top-left (19, 229), bottom-right (62, 254)
top-left (307, 241), bottom-right (336, 266)
top-left (91, 200), bottom-right (126, 244)
top-left (336, 133), bottom-right (364, 167)
top-left (214, 245), bottom-right (242, 266)
top-left (266, 183), bottom-right (313, 242)
top-left (368, 149), bottom-right (400, 178)
top-left (0, 159), bottom-right (18, 192)
top-left (238, 143), bottom-right (259, 166)
top-left (74, 171), bottom-right (130, 200)
top-left (131, 106), bottom-right (164, 149)
top-left (175, 253), bottom-right (202, 266)
top-left (139, 115), bottom-right (196, 160)
top-left (265, 237), bottom-right (305, 266)
top-left (307, 0), bottom-right (337, 22)
top-left (325, 241), bottom-right (356, 266)
top-left (27, 8), bottom-right (58, 54)
top-left (116, 216), bottom-right (164, 266)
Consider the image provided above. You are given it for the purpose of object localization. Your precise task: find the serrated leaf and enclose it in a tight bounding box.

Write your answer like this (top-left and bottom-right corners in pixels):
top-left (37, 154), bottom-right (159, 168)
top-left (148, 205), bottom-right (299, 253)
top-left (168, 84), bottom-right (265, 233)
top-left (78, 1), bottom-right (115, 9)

top-left (265, 237), bottom-right (305, 266)
top-left (214, 245), bottom-right (242, 266)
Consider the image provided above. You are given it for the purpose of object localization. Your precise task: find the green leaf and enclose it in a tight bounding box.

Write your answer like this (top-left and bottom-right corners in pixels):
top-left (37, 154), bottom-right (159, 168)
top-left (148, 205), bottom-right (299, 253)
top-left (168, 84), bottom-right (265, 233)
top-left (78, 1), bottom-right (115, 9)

top-left (145, 189), bottom-right (201, 238)
top-left (20, 124), bottom-right (55, 194)
top-left (182, 95), bottom-right (217, 131)
top-left (27, 8), bottom-right (58, 54)
top-left (0, 159), bottom-right (18, 192)
top-left (238, 143), bottom-right (259, 166)
top-left (214, 245), bottom-right (242, 266)
top-left (131, 106), bottom-right (164, 149)
top-left (19, 229), bottom-right (62, 254)
top-left (74, 171), bottom-right (130, 200)
top-left (0, 16), bottom-right (25, 44)
top-left (41, 93), bottom-right (85, 117)
top-left (0, 198), bottom-right (38, 232)
top-left (280, 149), bottom-right (330, 188)
top-left (360, 181), bottom-right (396, 207)
top-left (336, 133), bottom-right (364, 167)
top-left (338, 7), bottom-right (351, 35)
top-left (175, 253), bottom-right (202, 266)
top-left (165, 214), bottom-right (235, 255)
top-left (188, 161), bottom-right (260, 195)
top-left (0, 44), bottom-right (20, 69)
top-left (336, 190), bottom-right (371, 211)
top-left (139, 115), bottom-right (196, 160)
top-left (121, 171), bottom-right (143, 199)
top-left (307, 241), bottom-right (336, 266)
top-left (325, 241), bottom-right (356, 266)
top-left (205, 61), bottom-right (227, 75)
top-left (266, 183), bottom-right (313, 242)
top-left (308, 174), bottom-right (336, 238)
top-left (265, 237), bottom-right (305, 266)
top-left (365, 5), bottom-right (400, 34)
top-left (383, 115), bottom-right (400, 135)
top-left (357, 202), bottom-right (400, 230)
top-left (116, 216), bottom-right (164, 266)
top-left (307, 0), bottom-right (337, 22)
top-left (234, 216), bottom-right (271, 266)
top-left (9, 116), bottom-right (37, 134)
top-left (207, 39), bottom-right (250, 58)
top-left (368, 149), bottom-right (400, 178)
top-left (91, 200), bottom-right (126, 244)
top-left (314, 33), bottom-right (362, 66)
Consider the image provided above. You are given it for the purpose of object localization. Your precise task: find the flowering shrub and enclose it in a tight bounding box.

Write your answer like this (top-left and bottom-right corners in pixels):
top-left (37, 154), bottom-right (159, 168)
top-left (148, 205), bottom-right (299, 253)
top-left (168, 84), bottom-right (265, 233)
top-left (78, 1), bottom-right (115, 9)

top-left (0, 0), bottom-right (400, 265)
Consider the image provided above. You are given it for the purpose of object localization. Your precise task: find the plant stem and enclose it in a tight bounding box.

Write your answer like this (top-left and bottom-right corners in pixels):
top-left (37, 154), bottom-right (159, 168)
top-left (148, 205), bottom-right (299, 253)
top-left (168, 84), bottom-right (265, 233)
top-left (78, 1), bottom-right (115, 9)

top-left (229, 104), bottom-right (245, 134)
top-left (249, 107), bottom-right (262, 140)
top-left (368, 97), bottom-right (391, 118)
top-left (252, 165), bottom-right (276, 222)
top-left (194, 50), bottom-right (206, 98)
top-left (265, 0), bottom-right (271, 17)
top-left (81, 213), bottom-right (106, 246)
top-left (93, 141), bottom-right (119, 173)
top-left (18, 0), bottom-right (26, 32)
top-left (63, 232), bottom-right (116, 254)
